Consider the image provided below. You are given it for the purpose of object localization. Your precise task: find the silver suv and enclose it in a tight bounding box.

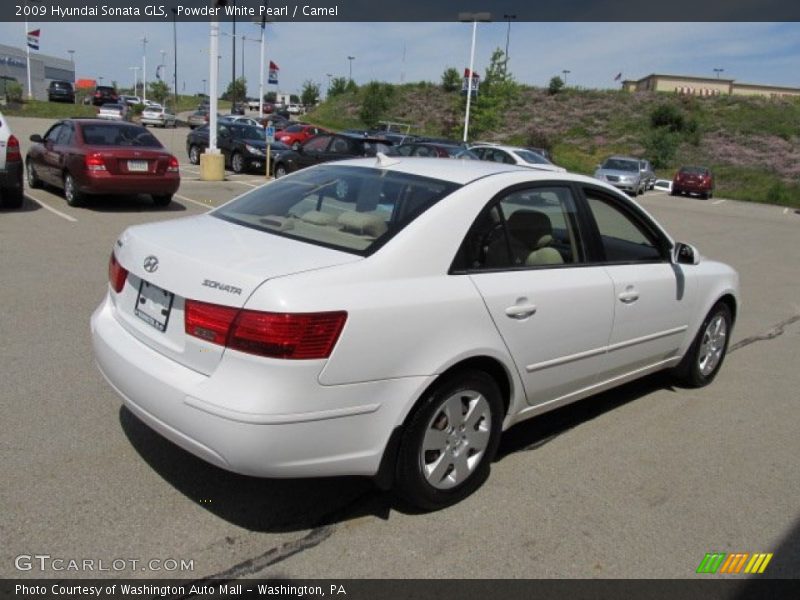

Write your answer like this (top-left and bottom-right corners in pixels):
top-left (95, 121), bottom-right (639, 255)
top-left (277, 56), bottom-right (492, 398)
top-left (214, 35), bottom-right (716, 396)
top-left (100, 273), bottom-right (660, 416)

top-left (0, 110), bottom-right (24, 209)
top-left (594, 156), bottom-right (645, 195)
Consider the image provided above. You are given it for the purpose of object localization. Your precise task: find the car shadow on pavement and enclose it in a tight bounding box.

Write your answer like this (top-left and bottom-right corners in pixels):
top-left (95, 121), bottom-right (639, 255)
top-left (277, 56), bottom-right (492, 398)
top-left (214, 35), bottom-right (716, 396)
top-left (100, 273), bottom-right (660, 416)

top-left (119, 407), bottom-right (388, 534)
top-left (1, 193), bottom-right (41, 213)
top-left (496, 371), bottom-right (677, 459)
top-left (79, 194), bottom-right (189, 213)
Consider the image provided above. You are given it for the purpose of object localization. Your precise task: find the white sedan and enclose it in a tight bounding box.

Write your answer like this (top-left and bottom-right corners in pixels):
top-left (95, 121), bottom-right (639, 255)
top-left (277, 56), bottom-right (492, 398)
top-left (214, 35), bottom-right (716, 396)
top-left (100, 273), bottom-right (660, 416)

top-left (470, 143), bottom-right (567, 173)
top-left (141, 106), bottom-right (177, 128)
top-left (91, 158), bottom-right (739, 509)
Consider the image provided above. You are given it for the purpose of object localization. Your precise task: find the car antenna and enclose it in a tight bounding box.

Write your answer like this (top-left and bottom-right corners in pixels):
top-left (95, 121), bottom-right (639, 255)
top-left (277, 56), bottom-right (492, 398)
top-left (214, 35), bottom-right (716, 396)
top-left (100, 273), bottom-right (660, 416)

top-left (375, 152), bottom-right (401, 168)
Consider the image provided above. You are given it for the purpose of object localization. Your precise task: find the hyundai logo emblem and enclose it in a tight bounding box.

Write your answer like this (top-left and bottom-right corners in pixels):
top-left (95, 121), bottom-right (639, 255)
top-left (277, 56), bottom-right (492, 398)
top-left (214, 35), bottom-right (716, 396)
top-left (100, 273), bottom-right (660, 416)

top-left (143, 256), bottom-right (159, 273)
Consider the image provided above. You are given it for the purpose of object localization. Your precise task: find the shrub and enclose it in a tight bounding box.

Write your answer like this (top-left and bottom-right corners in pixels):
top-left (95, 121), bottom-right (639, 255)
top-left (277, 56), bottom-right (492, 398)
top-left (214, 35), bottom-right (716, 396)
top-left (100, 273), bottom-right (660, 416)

top-left (548, 76), bottom-right (564, 95)
top-left (644, 128), bottom-right (679, 168)
top-left (359, 82), bottom-right (394, 128)
top-left (441, 68), bottom-right (461, 93)
top-left (5, 81), bottom-right (23, 103)
top-left (650, 103), bottom-right (685, 132)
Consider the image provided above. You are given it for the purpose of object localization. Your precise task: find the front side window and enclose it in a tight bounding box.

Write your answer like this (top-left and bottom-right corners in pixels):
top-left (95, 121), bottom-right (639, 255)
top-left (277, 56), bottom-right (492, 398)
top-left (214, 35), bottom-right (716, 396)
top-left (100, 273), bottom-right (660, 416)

top-left (212, 165), bottom-right (460, 255)
top-left (584, 191), bottom-right (664, 263)
top-left (458, 186), bottom-right (583, 270)
top-left (44, 124), bottom-right (64, 143)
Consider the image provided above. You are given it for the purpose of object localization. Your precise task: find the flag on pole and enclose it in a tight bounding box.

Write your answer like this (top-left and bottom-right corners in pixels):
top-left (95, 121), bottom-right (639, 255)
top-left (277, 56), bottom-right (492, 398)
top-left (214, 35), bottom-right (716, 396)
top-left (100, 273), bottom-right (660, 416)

top-left (27, 29), bottom-right (40, 51)
top-left (268, 61), bottom-right (279, 85)
top-left (614, 72), bottom-right (622, 81)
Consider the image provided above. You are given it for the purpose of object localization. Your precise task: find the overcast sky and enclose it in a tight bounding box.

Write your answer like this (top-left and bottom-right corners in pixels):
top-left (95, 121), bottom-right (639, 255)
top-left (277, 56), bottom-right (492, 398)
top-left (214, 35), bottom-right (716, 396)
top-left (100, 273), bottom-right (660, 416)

top-left (1, 21), bottom-right (798, 96)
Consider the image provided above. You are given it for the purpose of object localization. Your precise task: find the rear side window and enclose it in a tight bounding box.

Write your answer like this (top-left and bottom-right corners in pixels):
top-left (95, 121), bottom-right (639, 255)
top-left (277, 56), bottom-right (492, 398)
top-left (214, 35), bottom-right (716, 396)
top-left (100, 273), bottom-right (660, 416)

top-left (212, 165), bottom-right (460, 255)
top-left (457, 186), bottom-right (584, 271)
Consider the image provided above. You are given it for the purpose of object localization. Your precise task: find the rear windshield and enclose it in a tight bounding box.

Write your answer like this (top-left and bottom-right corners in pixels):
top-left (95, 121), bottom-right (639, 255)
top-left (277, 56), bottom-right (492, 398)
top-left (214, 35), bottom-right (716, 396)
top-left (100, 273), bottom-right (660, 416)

top-left (514, 149), bottom-right (551, 165)
top-left (50, 81), bottom-right (72, 89)
top-left (680, 166), bottom-right (708, 175)
top-left (212, 165), bottom-right (460, 255)
top-left (80, 123), bottom-right (162, 147)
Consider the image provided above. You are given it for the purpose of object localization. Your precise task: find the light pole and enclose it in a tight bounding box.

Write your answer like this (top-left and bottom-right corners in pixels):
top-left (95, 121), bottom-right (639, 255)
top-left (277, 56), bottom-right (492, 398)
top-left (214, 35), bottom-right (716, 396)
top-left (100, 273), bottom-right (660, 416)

top-left (714, 68), bottom-right (724, 79)
top-left (141, 34), bottom-right (148, 104)
top-left (253, 10), bottom-right (269, 119)
top-left (67, 50), bottom-right (75, 85)
top-left (23, 0), bottom-right (44, 99)
top-left (172, 7), bottom-right (178, 110)
top-left (231, 0), bottom-right (237, 110)
top-left (562, 69), bottom-right (571, 86)
top-left (202, 78), bottom-right (207, 95)
top-left (129, 66), bottom-right (140, 96)
top-left (347, 56), bottom-right (355, 83)
top-left (458, 12), bottom-right (491, 143)
top-left (326, 73), bottom-right (333, 97)
top-left (503, 14), bottom-right (516, 73)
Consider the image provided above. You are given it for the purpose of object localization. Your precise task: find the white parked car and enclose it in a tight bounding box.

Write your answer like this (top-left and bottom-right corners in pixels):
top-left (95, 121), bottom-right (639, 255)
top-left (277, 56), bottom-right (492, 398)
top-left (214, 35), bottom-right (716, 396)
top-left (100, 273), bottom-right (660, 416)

top-left (97, 103), bottom-right (129, 121)
top-left (0, 110), bottom-right (24, 208)
top-left (286, 103), bottom-right (303, 115)
top-left (141, 106), bottom-right (177, 128)
top-left (470, 144), bottom-right (566, 173)
top-left (91, 158), bottom-right (739, 509)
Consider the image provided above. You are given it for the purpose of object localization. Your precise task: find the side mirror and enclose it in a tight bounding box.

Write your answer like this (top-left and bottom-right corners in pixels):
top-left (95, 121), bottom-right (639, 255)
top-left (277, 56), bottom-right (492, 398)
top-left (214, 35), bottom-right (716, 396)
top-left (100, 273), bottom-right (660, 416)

top-left (673, 242), bottom-right (700, 266)
top-left (30, 134), bottom-right (43, 143)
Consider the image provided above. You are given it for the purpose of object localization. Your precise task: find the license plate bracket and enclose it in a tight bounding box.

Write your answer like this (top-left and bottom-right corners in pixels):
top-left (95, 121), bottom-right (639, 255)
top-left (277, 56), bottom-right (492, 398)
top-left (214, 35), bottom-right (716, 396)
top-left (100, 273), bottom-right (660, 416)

top-left (134, 280), bottom-right (174, 332)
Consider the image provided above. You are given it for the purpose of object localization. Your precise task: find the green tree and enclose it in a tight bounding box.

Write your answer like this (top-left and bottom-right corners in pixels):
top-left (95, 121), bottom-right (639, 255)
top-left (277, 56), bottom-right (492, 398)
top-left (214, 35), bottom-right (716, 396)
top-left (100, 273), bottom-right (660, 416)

top-left (289, 93), bottom-right (300, 104)
top-left (548, 76), bottom-right (564, 95)
top-left (359, 81), bottom-right (394, 128)
top-left (328, 76), bottom-right (348, 97)
top-left (5, 81), bottom-right (23, 103)
top-left (467, 48), bottom-right (520, 138)
top-left (222, 77), bottom-right (247, 102)
top-left (264, 91), bottom-right (277, 103)
top-left (441, 67), bottom-right (461, 92)
top-left (345, 79), bottom-right (359, 94)
top-left (301, 80), bottom-right (320, 107)
top-left (148, 80), bottom-right (170, 105)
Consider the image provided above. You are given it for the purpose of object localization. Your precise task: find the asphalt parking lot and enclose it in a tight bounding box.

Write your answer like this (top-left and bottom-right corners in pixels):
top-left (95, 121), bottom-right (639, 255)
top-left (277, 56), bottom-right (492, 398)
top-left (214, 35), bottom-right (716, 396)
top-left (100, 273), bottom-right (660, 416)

top-left (2, 115), bottom-right (799, 580)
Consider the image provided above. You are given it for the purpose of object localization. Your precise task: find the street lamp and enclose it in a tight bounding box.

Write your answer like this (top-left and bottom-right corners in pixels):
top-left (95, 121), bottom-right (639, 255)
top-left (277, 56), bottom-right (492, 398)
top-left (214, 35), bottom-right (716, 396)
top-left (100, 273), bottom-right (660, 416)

top-left (458, 11), bottom-right (491, 143)
top-left (129, 66), bottom-right (140, 96)
top-left (714, 68), bottom-right (724, 79)
top-left (347, 56), bottom-right (355, 83)
top-left (562, 69), bottom-right (571, 85)
top-left (326, 73), bottom-right (333, 97)
top-left (141, 34), bottom-right (148, 104)
top-left (171, 7), bottom-right (178, 111)
top-left (503, 14), bottom-right (516, 72)
top-left (252, 9), bottom-right (271, 119)
top-left (202, 78), bottom-right (207, 95)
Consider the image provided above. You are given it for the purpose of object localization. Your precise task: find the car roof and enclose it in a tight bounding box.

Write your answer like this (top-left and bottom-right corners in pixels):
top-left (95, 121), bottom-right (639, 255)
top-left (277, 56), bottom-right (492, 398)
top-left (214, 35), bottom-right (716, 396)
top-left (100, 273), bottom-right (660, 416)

top-left (325, 156), bottom-right (583, 185)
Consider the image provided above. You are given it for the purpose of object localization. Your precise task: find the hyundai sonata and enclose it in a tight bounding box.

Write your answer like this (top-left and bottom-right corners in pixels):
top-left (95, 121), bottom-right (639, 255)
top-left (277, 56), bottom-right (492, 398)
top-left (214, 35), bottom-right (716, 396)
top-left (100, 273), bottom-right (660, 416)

top-left (91, 157), bottom-right (739, 509)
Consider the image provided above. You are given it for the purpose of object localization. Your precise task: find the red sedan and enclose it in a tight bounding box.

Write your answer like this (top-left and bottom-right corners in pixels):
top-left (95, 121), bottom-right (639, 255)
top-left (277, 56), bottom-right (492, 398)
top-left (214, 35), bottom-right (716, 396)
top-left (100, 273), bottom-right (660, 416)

top-left (277, 124), bottom-right (329, 150)
top-left (672, 166), bottom-right (715, 199)
top-left (26, 119), bottom-right (180, 207)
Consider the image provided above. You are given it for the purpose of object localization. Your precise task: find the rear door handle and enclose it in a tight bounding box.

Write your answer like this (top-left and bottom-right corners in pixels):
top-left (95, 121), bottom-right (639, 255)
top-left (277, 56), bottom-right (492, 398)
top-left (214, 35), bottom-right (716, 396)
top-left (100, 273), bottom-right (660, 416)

top-left (618, 288), bottom-right (639, 304)
top-left (505, 303), bottom-right (537, 319)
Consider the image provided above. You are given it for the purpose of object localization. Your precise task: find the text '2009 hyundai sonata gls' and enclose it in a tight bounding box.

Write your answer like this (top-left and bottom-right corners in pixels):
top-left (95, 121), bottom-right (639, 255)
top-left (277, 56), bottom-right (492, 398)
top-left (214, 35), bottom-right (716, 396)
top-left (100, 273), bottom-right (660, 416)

top-left (91, 157), bottom-right (739, 509)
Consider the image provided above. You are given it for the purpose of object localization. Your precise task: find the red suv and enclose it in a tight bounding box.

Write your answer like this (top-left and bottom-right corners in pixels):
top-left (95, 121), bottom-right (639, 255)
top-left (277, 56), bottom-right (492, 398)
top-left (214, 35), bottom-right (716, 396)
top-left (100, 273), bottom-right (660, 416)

top-left (672, 166), bottom-right (715, 199)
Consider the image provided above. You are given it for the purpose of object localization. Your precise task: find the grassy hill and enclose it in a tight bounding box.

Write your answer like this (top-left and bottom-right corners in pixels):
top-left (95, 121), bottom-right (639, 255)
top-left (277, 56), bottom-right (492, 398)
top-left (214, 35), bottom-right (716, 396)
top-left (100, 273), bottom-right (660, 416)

top-left (307, 83), bottom-right (800, 208)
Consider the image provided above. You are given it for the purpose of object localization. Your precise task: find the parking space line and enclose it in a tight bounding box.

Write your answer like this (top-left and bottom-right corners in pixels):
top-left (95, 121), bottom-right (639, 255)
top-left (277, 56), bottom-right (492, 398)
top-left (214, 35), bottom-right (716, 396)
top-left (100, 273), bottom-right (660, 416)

top-left (174, 193), bottom-right (213, 209)
top-left (712, 199), bottom-right (726, 205)
top-left (25, 193), bottom-right (77, 223)
top-left (783, 208), bottom-right (789, 215)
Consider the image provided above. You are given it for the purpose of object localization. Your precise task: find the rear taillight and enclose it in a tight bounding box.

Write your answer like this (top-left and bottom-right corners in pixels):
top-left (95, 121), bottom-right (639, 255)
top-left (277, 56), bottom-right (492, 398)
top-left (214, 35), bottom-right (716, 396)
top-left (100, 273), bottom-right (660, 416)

top-left (108, 252), bottom-right (128, 293)
top-left (85, 152), bottom-right (106, 172)
top-left (185, 300), bottom-right (238, 345)
top-left (6, 135), bottom-right (21, 162)
top-left (185, 300), bottom-right (347, 360)
top-left (167, 156), bottom-right (179, 173)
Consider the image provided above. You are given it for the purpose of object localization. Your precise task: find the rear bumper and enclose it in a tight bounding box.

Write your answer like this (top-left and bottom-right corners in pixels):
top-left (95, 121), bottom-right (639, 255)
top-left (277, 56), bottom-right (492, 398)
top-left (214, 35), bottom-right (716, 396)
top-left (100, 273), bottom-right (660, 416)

top-left (77, 172), bottom-right (180, 196)
top-left (90, 294), bottom-right (426, 478)
top-left (141, 117), bottom-right (170, 126)
top-left (673, 183), bottom-right (712, 194)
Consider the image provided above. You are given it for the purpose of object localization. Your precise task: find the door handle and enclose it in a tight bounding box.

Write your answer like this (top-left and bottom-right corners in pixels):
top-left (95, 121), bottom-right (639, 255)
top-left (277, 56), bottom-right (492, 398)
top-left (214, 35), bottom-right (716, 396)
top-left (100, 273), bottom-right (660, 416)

top-left (618, 288), bottom-right (639, 304)
top-left (505, 303), bottom-right (537, 319)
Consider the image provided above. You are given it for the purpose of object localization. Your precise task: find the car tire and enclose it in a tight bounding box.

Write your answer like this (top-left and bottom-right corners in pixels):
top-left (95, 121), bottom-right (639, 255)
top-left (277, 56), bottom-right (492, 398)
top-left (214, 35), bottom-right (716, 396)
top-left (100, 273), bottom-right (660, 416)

top-left (670, 189), bottom-right (679, 196)
top-left (188, 145), bottom-right (201, 165)
top-left (63, 173), bottom-right (83, 207)
top-left (292, 142), bottom-right (301, 151)
top-left (231, 152), bottom-right (246, 174)
top-left (394, 370), bottom-right (503, 511)
top-left (673, 301), bottom-right (732, 388)
top-left (26, 161), bottom-right (42, 189)
top-left (152, 194), bottom-right (173, 207)
top-left (274, 163), bottom-right (287, 178)
top-left (0, 186), bottom-right (24, 209)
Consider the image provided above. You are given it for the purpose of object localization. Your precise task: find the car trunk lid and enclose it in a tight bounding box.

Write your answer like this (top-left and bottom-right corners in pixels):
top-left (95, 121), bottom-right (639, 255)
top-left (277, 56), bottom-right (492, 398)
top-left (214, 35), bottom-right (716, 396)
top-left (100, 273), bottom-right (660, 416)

top-left (110, 214), bottom-right (360, 374)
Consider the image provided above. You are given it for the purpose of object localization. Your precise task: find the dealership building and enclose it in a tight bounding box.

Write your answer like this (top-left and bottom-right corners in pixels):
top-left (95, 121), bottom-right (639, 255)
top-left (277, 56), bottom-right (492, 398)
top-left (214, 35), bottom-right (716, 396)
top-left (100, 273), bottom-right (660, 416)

top-left (622, 73), bottom-right (800, 98)
top-left (0, 43), bottom-right (75, 100)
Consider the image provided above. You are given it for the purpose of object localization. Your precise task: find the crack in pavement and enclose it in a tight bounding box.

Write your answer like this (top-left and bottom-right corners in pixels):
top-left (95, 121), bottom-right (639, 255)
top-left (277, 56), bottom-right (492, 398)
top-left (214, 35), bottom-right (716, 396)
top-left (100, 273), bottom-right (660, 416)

top-left (729, 314), bottom-right (800, 353)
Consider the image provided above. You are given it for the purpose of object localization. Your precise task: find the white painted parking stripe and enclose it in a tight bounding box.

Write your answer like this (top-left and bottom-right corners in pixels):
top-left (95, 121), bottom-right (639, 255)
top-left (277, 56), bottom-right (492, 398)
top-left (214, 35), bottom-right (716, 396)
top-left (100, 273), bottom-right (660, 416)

top-left (784, 208), bottom-right (789, 215)
top-left (712, 199), bottom-right (726, 205)
top-left (174, 193), bottom-right (213, 209)
top-left (25, 193), bottom-right (77, 223)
